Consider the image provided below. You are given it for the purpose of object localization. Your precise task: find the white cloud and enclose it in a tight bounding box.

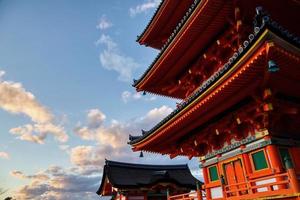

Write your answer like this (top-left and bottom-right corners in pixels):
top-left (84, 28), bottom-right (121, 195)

top-left (129, 0), bottom-right (161, 17)
top-left (0, 70), bottom-right (68, 144)
top-left (96, 15), bottom-right (112, 30)
top-left (0, 151), bottom-right (9, 159)
top-left (96, 34), bottom-right (139, 82)
top-left (74, 106), bottom-right (172, 147)
top-left (10, 123), bottom-right (68, 144)
top-left (87, 109), bottom-right (106, 128)
top-left (0, 74), bottom-right (53, 123)
top-left (73, 105), bottom-right (173, 164)
top-left (121, 91), bottom-right (156, 103)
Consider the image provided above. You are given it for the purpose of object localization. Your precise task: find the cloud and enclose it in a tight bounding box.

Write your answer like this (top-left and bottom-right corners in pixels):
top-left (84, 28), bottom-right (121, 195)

top-left (74, 109), bottom-right (106, 141)
top-left (10, 170), bottom-right (49, 182)
top-left (70, 146), bottom-right (102, 167)
top-left (96, 34), bottom-right (139, 82)
top-left (0, 70), bottom-right (68, 144)
top-left (73, 105), bottom-right (173, 167)
top-left (0, 71), bottom-right (52, 123)
top-left (87, 109), bottom-right (106, 128)
top-left (121, 91), bottom-right (156, 103)
top-left (10, 123), bottom-right (68, 144)
top-left (96, 15), bottom-right (112, 30)
top-left (0, 151), bottom-right (9, 159)
top-left (129, 0), bottom-right (161, 17)
top-left (11, 105), bottom-right (199, 199)
top-left (74, 106), bottom-right (173, 148)
top-left (133, 105), bottom-right (173, 130)
top-left (11, 167), bottom-right (100, 200)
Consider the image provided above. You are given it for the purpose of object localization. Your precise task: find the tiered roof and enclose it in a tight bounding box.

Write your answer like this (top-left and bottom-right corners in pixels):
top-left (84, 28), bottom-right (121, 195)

top-left (133, 0), bottom-right (300, 99)
top-left (130, 11), bottom-right (300, 157)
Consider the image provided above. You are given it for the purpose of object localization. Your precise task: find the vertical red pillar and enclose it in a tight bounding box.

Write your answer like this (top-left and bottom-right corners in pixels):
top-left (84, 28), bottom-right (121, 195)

top-left (196, 181), bottom-right (203, 200)
top-left (266, 145), bottom-right (283, 173)
top-left (266, 144), bottom-right (287, 190)
top-left (202, 165), bottom-right (211, 200)
top-left (241, 145), bottom-right (252, 175)
top-left (284, 152), bottom-right (300, 193)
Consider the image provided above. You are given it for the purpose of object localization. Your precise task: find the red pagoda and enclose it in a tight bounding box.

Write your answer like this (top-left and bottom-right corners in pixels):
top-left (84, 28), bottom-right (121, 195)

top-left (129, 0), bottom-right (300, 200)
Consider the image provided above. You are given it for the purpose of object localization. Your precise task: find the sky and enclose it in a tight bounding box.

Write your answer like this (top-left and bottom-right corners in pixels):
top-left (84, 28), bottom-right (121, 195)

top-left (0, 0), bottom-right (200, 199)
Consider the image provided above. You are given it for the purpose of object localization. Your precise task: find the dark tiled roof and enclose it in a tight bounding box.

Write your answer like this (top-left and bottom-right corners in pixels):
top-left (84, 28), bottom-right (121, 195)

top-left (97, 160), bottom-right (200, 194)
top-left (129, 12), bottom-right (300, 146)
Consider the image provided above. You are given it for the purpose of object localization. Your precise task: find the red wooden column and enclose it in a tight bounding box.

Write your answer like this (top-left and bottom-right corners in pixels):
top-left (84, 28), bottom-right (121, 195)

top-left (284, 153), bottom-right (300, 193)
top-left (196, 182), bottom-right (203, 200)
top-left (266, 144), bottom-right (286, 190)
top-left (201, 165), bottom-right (211, 200)
top-left (266, 144), bottom-right (283, 173)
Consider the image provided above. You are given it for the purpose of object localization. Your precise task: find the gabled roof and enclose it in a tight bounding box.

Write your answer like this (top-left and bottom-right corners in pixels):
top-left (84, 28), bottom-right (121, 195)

top-left (97, 160), bottom-right (200, 195)
top-left (129, 16), bottom-right (300, 155)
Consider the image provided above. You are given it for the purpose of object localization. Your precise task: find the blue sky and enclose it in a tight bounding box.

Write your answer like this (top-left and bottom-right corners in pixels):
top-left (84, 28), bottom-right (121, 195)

top-left (0, 1), bottom-right (199, 199)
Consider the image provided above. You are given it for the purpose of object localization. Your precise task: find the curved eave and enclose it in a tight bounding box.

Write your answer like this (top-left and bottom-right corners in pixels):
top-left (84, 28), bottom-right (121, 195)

top-left (134, 0), bottom-right (228, 98)
top-left (96, 165), bottom-right (108, 195)
top-left (137, 0), bottom-right (194, 49)
top-left (130, 24), bottom-right (300, 152)
top-left (137, 0), bottom-right (165, 46)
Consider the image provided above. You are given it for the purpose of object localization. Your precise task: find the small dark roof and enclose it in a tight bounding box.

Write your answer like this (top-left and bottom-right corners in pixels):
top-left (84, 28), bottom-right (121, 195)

top-left (97, 160), bottom-right (200, 194)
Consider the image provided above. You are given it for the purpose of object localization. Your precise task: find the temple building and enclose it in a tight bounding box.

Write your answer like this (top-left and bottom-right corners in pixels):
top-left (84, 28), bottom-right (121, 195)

top-left (96, 160), bottom-right (201, 200)
top-left (129, 0), bottom-right (300, 199)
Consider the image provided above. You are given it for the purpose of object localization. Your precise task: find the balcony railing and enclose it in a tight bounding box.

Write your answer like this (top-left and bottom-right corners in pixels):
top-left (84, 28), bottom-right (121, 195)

top-left (169, 171), bottom-right (300, 200)
top-left (169, 191), bottom-right (206, 200)
top-left (224, 172), bottom-right (294, 199)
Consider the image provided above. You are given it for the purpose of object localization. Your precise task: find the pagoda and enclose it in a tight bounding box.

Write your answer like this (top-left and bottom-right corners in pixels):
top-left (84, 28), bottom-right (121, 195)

top-left (96, 160), bottom-right (201, 200)
top-left (129, 0), bottom-right (300, 199)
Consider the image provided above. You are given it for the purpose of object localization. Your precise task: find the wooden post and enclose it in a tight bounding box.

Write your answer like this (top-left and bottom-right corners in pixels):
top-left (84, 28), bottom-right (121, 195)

top-left (266, 145), bottom-right (286, 189)
top-left (266, 145), bottom-right (282, 173)
top-left (285, 156), bottom-right (300, 193)
top-left (196, 181), bottom-right (202, 200)
top-left (202, 167), bottom-right (211, 200)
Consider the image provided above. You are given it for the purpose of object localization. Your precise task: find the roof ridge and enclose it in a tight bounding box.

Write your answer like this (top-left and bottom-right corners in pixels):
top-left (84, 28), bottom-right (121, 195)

top-left (105, 160), bottom-right (188, 169)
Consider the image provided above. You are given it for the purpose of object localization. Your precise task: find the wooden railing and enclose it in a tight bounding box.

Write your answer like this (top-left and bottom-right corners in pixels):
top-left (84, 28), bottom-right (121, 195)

top-left (169, 172), bottom-right (298, 200)
top-left (224, 172), bottom-right (294, 199)
top-left (169, 191), bottom-right (205, 200)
